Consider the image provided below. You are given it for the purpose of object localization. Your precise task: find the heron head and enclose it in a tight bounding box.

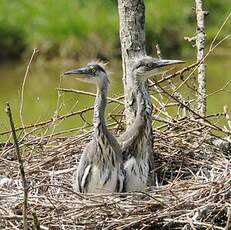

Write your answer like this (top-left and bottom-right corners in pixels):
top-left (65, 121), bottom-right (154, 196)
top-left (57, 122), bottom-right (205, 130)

top-left (133, 56), bottom-right (184, 81)
top-left (64, 63), bottom-right (108, 86)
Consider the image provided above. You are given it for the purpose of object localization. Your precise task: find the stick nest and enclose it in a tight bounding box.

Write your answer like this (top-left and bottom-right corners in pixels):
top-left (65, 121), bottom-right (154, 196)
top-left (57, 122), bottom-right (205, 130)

top-left (0, 115), bottom-right (230, 230)
top-left (0, 65), bottom-right (231, 229)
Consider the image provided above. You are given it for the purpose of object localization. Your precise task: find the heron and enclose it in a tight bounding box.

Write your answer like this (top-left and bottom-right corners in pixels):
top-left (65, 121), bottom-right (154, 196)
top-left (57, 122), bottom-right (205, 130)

top-left (64, 63), bottom-right (124, 193)
top-left (119, 56), bottom-right (184, 191)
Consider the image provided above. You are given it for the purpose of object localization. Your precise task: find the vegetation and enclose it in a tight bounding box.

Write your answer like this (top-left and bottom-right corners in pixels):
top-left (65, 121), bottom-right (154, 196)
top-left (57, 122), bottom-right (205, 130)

top-left (0, 0), bottom-right (230, 61)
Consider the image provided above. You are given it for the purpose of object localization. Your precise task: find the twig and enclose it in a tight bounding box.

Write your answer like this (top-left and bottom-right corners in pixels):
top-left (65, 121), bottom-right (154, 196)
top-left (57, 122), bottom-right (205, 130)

top-left (186, 216), bottom-right (197, 230)
top-left (5, 103), bottom-right (28, 230)
top-left (0, 106), bottom-right (94, 136)
top-left (153, 16), bottom-right (231, 118)
top-left (153, 79), bottom-right (231, 135)
top-left (225, 206), bottom-right (231, 230)
top-left (164, 218), bottom-right (225, 230)
top-left (0, 92), bottom-right (125, 136)
top-left (32, 212), bottom-right (41, 230)
top-left (206, 80), bottom-right (231, 98)
top-left (155, 44), bottom-right (162, 59)
top-left (149, 62), bottom-right (199, 86)
top-left (20, 48), bottom-right (38, 132)
top-left (209, 12), bottom-right (231, 51)
top-left (224, 105), bottom-right (231, 131)
top-left (57, 88), bottom-right (124, 105)
top-left (195, 0), bottom-right (207, 116)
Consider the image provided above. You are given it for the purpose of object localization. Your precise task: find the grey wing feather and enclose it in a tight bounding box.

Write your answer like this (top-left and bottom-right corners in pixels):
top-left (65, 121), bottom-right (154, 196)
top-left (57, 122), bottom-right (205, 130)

top-left (106, 132), bottom-right (122, 156)
top-left (118, 117), bottom-right (145, 152)
top-left (73, 140), bottom-right (96, 192)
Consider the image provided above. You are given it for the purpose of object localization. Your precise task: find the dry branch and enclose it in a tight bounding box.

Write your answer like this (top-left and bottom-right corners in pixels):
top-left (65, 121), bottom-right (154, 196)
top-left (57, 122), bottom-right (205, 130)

top-left (149, 62), bottom-right (199, 86)
top-left (57, 88), bottom-right (124, 105)
top-left (20, 48), bottom-right (38, 132)
top-left (5, 103), bottom-right (28, 230)
top-left (0, 106), bottom-right (95, 136)
top-left (195, 0), bottom-right (206, 116)
top-left (1, 96), bottom-right (230, 229)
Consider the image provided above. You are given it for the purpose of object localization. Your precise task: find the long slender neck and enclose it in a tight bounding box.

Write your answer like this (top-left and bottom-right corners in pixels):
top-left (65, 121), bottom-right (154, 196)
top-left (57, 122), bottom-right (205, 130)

top-left (93, 77), bottom-right (108, 131)
top-left (135, 79), bottom-right (153, 118)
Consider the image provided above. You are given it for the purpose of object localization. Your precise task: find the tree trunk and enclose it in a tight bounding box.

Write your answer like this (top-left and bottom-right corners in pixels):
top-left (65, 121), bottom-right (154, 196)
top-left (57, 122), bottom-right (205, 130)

top-left (195, 0), bottom-right (206, 116)
top-left (118, 0), bottom-right (146, 125)
top-left (118, 0), bottom-right (154, 185)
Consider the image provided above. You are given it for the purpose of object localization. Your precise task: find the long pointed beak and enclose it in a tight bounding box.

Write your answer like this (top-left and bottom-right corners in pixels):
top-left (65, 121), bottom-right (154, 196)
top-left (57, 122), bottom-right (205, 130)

top-left (156, 59), bottom-right (185, 68)
top-left (64, 67), bottom-right (89, 76)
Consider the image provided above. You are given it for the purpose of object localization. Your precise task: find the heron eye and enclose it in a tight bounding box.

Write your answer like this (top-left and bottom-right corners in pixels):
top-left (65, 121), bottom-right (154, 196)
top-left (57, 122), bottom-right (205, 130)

top-left (91, 68), bottom-right (96, 73)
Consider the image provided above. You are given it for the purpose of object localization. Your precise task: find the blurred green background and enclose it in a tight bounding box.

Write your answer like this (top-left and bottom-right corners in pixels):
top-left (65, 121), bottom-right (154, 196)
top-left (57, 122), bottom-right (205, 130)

top-left (0, 0), bottom-right (230, 139)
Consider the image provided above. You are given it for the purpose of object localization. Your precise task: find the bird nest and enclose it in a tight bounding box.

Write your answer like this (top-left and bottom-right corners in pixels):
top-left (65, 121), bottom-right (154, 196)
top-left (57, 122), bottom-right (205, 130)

top-left (0, 60), bottom-right (231, 229)
top-left (0, 111), bottom-right (230, 229)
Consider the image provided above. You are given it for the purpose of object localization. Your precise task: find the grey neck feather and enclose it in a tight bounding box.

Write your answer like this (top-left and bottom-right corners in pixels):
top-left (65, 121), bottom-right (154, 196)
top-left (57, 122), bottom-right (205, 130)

top-left (135, 78), bottom-right (153, 118)
top-left (133, 73), bottom-right (153, 160)
top-left (93, 75), bottom-right (108, 132)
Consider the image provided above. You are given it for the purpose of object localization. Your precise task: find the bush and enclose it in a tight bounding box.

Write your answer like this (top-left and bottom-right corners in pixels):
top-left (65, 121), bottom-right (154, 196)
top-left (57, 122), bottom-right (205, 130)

top-left (0, 24), bottom-right (26, 61)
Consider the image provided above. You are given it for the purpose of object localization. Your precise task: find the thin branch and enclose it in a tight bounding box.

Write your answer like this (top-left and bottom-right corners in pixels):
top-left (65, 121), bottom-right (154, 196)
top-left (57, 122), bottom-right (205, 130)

top-left (152, 15), bottom-right (231, 118)
top-left (225, 206), bottom-right (231, 230)
top-left (5, 103), bottom-right (28, 230)
top-left (195, 0), bottom-right (206, 116)
top-left (224, 105), bottom-right (231, 131)
top-left (153, 79), bottom-right (231, 135)
top-left (164, 218), bottom-right (225, 230)
top-left (149, 62), bottom-right (199, 86)
top-left (155, 44), bottom-right (162, 59)
top-left (0, 106), bottom-right (94, 136)
top-left (0, 101), bottom-right (121, 136)
top-left (206, 80), bottom-right (231, 98)
top-left (32, 212), bottom-right (41, 230)
top-left (209, 12), bottom-right (231, 51)
top-left (57, 88), bottom-right (124, 105)
top-left (19, 48), bottom-right (38, 132)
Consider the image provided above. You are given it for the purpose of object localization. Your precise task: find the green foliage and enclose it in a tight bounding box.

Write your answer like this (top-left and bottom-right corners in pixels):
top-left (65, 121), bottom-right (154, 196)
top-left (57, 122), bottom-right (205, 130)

top-left (0, 0), bottom-right (230, 60)
top-left (0, 23), bottom-right (26, 60)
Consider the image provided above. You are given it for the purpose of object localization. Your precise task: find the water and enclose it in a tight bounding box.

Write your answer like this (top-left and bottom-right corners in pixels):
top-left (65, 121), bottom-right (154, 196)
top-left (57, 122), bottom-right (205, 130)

top-left (0, 60), bottom-right (124, 140)
top-left (0, 56), bottom-right (230, 141)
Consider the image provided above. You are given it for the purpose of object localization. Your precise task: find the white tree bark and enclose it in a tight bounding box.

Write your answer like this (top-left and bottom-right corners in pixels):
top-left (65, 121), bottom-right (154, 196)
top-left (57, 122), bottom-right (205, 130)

top-left (195, 0), bottom-right (206, 116)
top-left (118, 0), bottom-right (146, 125)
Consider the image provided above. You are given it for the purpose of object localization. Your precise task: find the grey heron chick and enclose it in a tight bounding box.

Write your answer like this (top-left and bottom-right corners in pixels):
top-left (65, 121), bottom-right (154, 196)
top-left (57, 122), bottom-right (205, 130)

top-left (119, 57), bottom-right (184, 192)
top-left (64, 63), bottom-right (124, 193)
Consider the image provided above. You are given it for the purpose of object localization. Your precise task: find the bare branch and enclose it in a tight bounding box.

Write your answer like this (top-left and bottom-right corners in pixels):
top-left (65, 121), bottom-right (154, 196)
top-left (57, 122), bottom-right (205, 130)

top-left (20, 48), bottom-right (39, 132)
top-left (224, 105), bottom-right (231, 131)
top-left (57, 88), bottom-right (124, 105)
top-left (195, 0), bottom-right (206, 116)
top-left (5, 103), bottom-right (28, 230)
top-left (155, 44), bottom-right (162, 59)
